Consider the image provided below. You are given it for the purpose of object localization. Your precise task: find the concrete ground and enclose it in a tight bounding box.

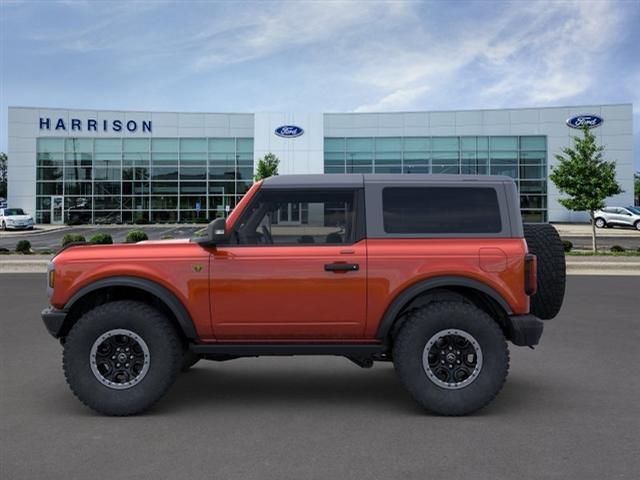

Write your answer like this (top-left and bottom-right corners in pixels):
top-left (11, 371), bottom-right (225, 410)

top-left (0, 225), bottom-right (203, 250)
top-left (1, 274), bottom-right (639, 480)
top-left (1, 223), bottom-right (638, 251)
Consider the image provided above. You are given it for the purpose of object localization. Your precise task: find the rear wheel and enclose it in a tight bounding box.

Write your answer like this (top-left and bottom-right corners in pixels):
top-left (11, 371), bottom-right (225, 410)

top-left (393, 302), bottom-right (509, 416)
top-left (635, 220), bottom-right (640, 231)
top-left (63, 300), bottom-right (183, 416)
top-left (523, 224), bottom-right (566, 320)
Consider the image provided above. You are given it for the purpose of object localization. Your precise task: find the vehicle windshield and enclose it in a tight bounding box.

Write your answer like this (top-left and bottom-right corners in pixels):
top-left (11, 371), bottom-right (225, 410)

top-left (4, 208), bottom-right (25, 216)
top-left (626, 206), bottom-right (640, 215)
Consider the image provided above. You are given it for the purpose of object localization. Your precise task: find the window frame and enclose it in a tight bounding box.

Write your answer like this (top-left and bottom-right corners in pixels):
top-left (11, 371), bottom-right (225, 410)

top-left (364, 180), bottom-right (514, 238)
top-left (224, 187), bottom-right (365, 247)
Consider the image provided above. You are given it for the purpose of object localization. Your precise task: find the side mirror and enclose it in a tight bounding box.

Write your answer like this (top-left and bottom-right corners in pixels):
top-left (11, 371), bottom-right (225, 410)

top-left (197, 217), bottom-right (228, 246)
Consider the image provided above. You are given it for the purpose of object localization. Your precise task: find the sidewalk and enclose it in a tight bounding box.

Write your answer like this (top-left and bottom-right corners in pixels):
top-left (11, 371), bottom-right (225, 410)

top-left (2, 253), bottom-right (639, 275)
top-left (552, 223), bottom-right (640, 237)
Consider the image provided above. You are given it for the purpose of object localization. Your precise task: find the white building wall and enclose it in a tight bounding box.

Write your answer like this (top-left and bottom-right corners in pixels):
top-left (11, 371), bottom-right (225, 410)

top-left (7, 107), bottom-right (254, 216)
top-left (7, 105), bottom-right (634, 224)
top-left (324, 104), bottom-right (634, 222)
top-left (254, 112), bottom-right (324, 175)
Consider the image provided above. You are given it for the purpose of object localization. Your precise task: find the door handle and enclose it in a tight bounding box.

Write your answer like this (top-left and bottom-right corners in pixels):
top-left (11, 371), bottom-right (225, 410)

top-left (324, 263), bottom-right (359, 272)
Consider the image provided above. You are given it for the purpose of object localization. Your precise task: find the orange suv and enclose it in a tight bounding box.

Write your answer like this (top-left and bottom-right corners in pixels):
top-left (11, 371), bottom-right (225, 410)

top-left (42, 174), bottom-right (565, 416)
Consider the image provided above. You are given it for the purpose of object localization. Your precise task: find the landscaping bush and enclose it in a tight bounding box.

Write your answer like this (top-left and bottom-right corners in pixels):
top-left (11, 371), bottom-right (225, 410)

top-left (610, 245), bottom-right (625, 253)
top-left (66, 216), bottom-right (83, 226)
top-left (88, 233), bottom-right (113, 245)
top-left (194, 217), bottom-right (209, 224)
top-left (134, 216), bottom-right (149, 225)
top-left (125, 230), bottom-right (148, 243)
top-left (160, 234), bottom-right (175, 240)
top-left (62, 233), bottom-right (86, 247)
top-left (15, 240), bottom-right (32, 254)
top-left (561, 239), bottom-right (573, 252)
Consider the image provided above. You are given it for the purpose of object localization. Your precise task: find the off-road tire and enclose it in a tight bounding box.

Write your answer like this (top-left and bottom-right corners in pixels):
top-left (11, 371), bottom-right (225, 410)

top-left (393, 302), bottom-right (509, 416)
top-left (181, 350), bottom-right (200, 372)
top-left (523, 224), bottom-right (566, 320)
top-left (63, 300), bottom-right (183, 416)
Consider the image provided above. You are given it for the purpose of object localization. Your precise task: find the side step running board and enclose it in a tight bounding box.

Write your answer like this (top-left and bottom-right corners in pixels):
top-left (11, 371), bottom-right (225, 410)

top-left (189, 343), bottom-right (386, 357)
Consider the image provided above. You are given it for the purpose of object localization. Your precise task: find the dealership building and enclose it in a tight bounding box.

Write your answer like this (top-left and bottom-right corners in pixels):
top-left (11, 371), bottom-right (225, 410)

top-left (6, 104), bottom-right (634, 224)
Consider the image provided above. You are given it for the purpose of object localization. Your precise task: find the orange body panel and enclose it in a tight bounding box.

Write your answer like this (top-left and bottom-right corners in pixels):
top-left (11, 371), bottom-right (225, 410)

top-left (206, 241), bottom-right (367, 340)
top-left (364, 238), bottom-right (530, 338)
top-left (51, 240), bottom-right (213, 338)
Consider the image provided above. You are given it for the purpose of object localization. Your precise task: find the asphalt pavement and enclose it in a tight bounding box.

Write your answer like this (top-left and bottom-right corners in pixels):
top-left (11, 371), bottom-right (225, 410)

top-left (1, 274), bottom-right (639, 480)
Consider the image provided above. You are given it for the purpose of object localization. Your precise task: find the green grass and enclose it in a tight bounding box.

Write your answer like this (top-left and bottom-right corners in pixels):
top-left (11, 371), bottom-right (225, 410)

top-left (567, 250), bottom-right (640, 256)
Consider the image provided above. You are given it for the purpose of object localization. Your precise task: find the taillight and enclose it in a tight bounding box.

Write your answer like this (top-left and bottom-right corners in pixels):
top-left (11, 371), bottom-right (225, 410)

top-left (524, 254), bottom-right (537, 296)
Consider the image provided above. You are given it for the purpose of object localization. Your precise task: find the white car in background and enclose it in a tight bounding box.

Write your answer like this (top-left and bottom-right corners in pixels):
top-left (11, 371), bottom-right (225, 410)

top-left (0, 208), bottom-right (35, 230)
top-left (594, 206), bottom-right (640, 230)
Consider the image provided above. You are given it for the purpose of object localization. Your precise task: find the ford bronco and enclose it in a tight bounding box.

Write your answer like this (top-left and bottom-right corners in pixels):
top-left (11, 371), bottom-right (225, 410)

top-left (42, 174), bottom-right (565, 416)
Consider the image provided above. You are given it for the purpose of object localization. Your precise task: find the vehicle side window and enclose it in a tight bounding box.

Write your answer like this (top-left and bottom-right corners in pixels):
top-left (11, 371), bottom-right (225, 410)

top-left (233, 190), bottom-right (357, 245)
top-left (382, 187), bottom-right (502, 234)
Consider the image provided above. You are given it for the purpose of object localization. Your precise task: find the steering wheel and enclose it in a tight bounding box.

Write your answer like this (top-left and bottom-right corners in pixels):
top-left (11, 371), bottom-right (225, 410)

top-left (261, 225), bottom-right (273, 244)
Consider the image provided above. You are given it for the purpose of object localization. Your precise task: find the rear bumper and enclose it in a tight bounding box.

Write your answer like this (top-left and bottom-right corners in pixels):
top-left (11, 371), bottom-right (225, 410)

top-left (41, 307), bottom-right (67, 338)
top-left (506, 314), bottom-right (544, 347)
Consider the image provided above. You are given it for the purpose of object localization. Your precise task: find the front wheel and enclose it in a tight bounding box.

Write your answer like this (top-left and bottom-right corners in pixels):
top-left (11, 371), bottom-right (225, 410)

top-left (595, 218), bottom-right (606, 228)
top-left (63, 300), bottom-right (183, 416)
top-left (393, 302), bottom-right (509, 416)
top-left (1, 221), bottom-right (5, 231)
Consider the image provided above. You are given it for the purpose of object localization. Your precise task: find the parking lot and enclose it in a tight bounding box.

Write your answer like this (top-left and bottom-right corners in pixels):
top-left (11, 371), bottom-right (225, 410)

top-left (1, 274), bottom-right (639, 480)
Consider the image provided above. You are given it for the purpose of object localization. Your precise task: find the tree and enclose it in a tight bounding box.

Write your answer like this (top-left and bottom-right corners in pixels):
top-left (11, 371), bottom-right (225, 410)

top-left (549, 126), bottom-right (623, 252)
top-left (634, 172), bottom-right (639, 206)
top-left (254, 152), bottom-right (279, 181)
top-left (0, 152), bottom-right (7, 198)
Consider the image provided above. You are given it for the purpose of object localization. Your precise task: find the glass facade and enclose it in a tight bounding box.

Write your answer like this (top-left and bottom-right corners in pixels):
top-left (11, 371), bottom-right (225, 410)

top-left (324, 136), bottom-right (547, 222)
top-left (36, 137), bottom-right (254, 224)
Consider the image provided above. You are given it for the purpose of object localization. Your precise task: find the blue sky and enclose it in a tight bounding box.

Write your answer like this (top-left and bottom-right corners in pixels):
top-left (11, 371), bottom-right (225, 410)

top-left (1, 0), bottom-right (639, 168)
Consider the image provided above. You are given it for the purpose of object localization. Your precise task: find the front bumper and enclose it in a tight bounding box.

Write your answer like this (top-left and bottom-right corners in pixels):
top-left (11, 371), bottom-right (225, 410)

top-left (41, 307), bottom-right (67, 338)
top-left (506, 314), bottom-right (544, 347)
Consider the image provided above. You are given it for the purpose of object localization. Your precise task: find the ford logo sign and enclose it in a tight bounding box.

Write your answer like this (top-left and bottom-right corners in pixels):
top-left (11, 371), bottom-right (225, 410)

top-left (275, 125), bottom-right (304, 138)
top-left (566, 114), bottom-right (603, 129)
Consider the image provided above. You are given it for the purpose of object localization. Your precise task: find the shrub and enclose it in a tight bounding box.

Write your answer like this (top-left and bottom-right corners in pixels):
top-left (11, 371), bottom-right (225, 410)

top-left (125, 230), bottom-right (148, 243)
top-left (62, 233), bottom-right (86, 247)
top-left (610, 245), bottom-right (625, 253)
top-left (15, 240), bottom-right (32, 254)
top-left (194, 217), bottom-right (209, 224)
top-left (66, 216), bottom-right (83, 226)
top-left (160, 234), bottom-right (175, 240)
top-left (134, 216), bottom-right (149, 225)
top-left (89, 233), bottom-right (113, 245)
top-left (561, 239), bottom-right (573, 252)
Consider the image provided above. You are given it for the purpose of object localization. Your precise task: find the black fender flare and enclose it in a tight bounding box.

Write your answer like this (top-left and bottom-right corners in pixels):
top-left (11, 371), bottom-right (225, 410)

top-left (65, 276), bottom-right (197, 339)
top-left (375, 276), bottom-right (513, 340)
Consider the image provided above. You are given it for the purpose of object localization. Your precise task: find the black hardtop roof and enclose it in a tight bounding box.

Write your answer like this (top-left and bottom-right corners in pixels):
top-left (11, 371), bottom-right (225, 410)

top-left (261, 173), bottom-right (514, 189)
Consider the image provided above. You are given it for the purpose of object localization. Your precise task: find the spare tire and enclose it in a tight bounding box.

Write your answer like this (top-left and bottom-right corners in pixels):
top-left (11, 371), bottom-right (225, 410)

top-left (523, 224), bottom-right (566, 320)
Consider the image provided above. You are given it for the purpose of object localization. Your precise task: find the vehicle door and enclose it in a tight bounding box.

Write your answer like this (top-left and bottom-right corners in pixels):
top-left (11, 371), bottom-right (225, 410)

top-left (208, 188), bottom-right (367, 340)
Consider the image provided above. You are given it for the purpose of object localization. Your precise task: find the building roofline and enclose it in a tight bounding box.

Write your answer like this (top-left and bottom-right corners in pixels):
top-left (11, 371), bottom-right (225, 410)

top-left (8, 103), bottom-right (633, 116)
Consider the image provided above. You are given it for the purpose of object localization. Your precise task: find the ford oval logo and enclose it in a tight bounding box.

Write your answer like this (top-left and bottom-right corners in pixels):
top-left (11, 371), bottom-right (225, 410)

top-left (275, 125), bottom-right (304, 138)
top-left (566, 114), bottom-right (603, 129)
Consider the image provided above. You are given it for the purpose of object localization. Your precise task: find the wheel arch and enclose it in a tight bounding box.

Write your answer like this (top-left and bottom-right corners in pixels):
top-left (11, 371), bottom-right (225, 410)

top-left (375, 276), bottom-right (513, 341)
top-left (60, 276), bottom-right (197, 340)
